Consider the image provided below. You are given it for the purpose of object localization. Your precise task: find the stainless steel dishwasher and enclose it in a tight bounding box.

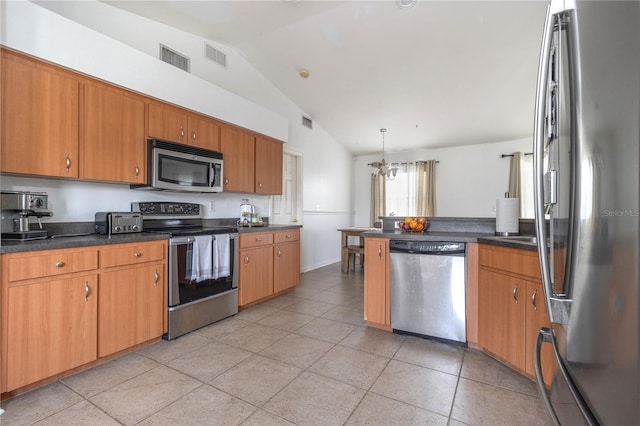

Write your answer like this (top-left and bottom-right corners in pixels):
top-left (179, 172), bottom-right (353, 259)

top-left (389, 240), bottom-right (466, 344)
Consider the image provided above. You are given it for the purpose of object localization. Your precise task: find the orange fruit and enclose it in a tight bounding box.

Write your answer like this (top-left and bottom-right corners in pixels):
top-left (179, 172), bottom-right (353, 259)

top-left (415, 223), bottom-right (424, 231)
top-left (409, 221), bottom-right (417, 230)
top-left (418, 217), bottom-right (426, 223)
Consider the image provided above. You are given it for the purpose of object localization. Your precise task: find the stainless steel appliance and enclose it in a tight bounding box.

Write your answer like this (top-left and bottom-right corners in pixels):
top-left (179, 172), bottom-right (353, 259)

top-left (533, 1), bottom-right (639, 424)
top-left (95, 212), bottom-right (143, 235)
top-left (389, 240), bottom-right (466, 344)
top-left (131, 139), bottom-right (223, 193)
top-left (0, 191), bottom-right (52, 240)
top-left (133, 201), bottom-right (238, 340)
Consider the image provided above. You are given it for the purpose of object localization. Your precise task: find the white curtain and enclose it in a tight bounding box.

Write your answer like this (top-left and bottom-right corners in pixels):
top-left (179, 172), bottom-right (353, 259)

top-left (416, 160), bottom-right (437, 216)
top-left (370, 173), bottom-right (386, 227)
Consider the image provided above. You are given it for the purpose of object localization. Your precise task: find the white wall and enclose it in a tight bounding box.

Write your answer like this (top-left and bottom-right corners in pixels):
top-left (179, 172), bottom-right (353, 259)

top-left (353, 138), bottom-right (533, 226)
top-left (0, 0), bottom-right (354, 271)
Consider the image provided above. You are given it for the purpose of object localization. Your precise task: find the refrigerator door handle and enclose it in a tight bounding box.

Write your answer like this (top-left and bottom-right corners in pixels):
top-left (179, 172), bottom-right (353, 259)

top-left (535, 328), bottom-right (561, 426)
top-left (535, 328), bottom-right (599, 426)
top-left (533, 4), bottom-right (556, 311)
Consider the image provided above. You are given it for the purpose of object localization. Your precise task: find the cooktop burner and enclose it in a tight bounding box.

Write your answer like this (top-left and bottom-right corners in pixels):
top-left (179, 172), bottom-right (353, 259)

top-left (143, 226), bottom-right (237, 237)
top-left (132, 201), bottom-right (237, 237)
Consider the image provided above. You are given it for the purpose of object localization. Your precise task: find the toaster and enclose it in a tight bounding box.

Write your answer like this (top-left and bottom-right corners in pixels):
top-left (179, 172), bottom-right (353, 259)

top-left (95, 212), bottom-right (143, 235)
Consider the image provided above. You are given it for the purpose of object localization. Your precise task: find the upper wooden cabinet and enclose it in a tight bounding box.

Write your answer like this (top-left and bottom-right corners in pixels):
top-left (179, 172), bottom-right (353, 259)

top-left (147, 101), bottom-right (221, 151)
top-left (1, 50), bottom-right (80, 178)
top-left (220, 124), bottom-right (256, 193)
top-left (1, 49), bottom-right (282, 190)
top-left (82, 81), bottom-right (146, 184)
top-left (255, 135), bottom-right (283, 195)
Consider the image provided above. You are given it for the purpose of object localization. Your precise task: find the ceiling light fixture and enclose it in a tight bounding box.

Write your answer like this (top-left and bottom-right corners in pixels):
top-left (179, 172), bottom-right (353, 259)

top-left (299, 69), bottom-right (310, 78)
top-left (368, 128), bottom-right (398, 180)
top-left (396, 0), bottom-right (417, 10)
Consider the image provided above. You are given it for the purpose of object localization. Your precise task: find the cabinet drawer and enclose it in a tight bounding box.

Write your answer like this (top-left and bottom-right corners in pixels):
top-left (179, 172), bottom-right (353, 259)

top-left (479, 245), bottom-right (540, 280)
top-left (274, 229), bottom-right (299, 244)
top-left (7, 249), bottom-right (98, 282)
top-left (240, 232), bottom-right (274, 249)
top-left (100, 241), bottom-right (166, 268)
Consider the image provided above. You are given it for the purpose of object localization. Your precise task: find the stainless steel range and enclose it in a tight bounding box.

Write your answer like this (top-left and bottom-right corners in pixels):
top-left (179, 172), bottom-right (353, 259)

top-left (132, 201), bottom-right (238, 340)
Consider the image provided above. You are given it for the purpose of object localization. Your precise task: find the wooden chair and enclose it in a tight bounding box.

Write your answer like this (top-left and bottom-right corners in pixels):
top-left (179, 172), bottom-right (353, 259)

top-left (346, 245), bottom-right (365, 272)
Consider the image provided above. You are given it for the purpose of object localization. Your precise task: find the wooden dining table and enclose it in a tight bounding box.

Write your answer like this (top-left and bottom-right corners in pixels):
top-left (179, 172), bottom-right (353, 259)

top-left (337, 227), bottom-right (378, 273)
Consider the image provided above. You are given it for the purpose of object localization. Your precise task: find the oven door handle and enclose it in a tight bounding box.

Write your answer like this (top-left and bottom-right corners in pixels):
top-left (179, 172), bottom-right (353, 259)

top-left (170, 236), bottom-right (196, 245)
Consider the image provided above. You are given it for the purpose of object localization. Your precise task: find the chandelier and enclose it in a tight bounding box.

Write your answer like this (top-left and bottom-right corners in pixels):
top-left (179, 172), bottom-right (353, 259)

top-left (369, 128), bottom-right (398, 180)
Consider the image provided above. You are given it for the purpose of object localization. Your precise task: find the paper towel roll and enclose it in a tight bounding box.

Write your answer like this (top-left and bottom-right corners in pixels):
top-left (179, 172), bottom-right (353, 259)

top-left (496, 198), bottom-right (519, 235)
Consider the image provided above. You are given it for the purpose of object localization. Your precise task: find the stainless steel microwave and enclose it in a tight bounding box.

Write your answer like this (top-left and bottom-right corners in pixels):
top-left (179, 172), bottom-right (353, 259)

top-left (132, 139), bottom-right (223, 193)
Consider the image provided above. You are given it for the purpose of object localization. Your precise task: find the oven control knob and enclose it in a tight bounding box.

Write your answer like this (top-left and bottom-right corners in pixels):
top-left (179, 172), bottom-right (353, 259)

top-left (132, 224), bottom-right (140, 231)
top-left (114, 225), bottom-right (122, 232)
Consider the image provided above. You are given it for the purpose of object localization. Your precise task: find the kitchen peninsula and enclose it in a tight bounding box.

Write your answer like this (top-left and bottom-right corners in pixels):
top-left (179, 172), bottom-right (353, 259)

top-left (361, 216), bottom-right (553, 384)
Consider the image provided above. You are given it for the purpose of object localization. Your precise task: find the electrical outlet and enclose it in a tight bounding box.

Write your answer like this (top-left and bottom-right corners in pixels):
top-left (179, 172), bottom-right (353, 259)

top-left (208, 201), bottom-right (215, 212)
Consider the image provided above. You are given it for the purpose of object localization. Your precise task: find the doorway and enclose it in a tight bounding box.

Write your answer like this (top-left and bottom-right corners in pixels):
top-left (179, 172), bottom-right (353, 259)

top-left (271, 151), bottom-right (302, 225)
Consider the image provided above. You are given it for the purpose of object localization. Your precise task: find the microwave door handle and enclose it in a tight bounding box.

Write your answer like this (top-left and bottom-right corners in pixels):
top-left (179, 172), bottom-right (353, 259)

top-left (209, 163), bottom-right (215, 188)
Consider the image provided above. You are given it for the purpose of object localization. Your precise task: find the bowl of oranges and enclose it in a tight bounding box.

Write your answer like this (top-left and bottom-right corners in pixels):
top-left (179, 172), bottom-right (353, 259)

top-left (398, 217), bottom-right (429, 232)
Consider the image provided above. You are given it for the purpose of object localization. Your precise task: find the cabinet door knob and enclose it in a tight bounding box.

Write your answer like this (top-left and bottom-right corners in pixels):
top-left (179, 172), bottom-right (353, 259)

top-left (55, 261), bottom-right (65, 268)
top-left (531, 287), bottom-right (538, 310)
top-left (224, 177), bottom-right (229, 185)
top-left (258, 182), bottom-right (263, 189)
top-left (192, 129), bottom-right (197, 143)
top-left (256, 238), bottom-right (263, 242)
top-left (285, 234), bottom-right (292, 239)
top-left (84, 281), bottom-right (90, 302)
top-left (378, 246), bottom-right (382, 258)
top-left (513, 284), bottom-right (519, 304)
top-left (135, 164), bottom-right (140, 177)
top-left (154, 269), bottom-right (159, 286)
top-left (134, 252), bottom-right (142, 258)
top-left (65, 154), bottom-right (71, 172)
top-left (180, 127), bottom-right (185, 139)
top-left (244, 255), bottom-right (250, 265)
top-left (277, 249), bottom-right (282, 257)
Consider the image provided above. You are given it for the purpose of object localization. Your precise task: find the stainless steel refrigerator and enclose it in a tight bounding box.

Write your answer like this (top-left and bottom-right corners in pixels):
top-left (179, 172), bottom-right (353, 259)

top-left (532, 0), bottom-right (639, 425)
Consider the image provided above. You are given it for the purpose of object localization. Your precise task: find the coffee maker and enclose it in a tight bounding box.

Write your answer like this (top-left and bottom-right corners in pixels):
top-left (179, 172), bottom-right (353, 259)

top-left (1, 191), bottom-right (53, 240)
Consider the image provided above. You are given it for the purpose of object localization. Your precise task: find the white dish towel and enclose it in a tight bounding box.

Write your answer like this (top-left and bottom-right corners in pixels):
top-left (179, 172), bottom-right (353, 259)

top-left (215, 234), bottom-right (231, 278)
top-left (188, 235), bottom-right (215, 282)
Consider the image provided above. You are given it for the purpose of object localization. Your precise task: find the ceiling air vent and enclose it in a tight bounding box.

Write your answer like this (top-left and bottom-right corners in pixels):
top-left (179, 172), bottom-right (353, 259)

top-left (205, 43), bottom-right (227, 68)
top-left (160, 44), bottom-right (190, 72)
top-left (302, 116), bottom-right (313, 129)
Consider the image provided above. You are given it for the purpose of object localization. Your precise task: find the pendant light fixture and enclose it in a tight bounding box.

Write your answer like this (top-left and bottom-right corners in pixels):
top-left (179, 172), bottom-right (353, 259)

top-left (369, 128), bottom-right (398, 180)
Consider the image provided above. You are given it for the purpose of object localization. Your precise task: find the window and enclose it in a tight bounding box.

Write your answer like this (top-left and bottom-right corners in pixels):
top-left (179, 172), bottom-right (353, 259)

top-left (385, 165), bottom-right (416, 217)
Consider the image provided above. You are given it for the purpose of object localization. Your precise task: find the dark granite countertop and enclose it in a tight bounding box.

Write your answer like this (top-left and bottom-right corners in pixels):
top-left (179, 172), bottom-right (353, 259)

top-left (237, 224), bottom-right (302, 233)
top-left (0, 224), bottom-right (303, 254)
top-left (0, 233), bottom-right (169, 254)
top-left (363, 230), bottom-right (538, 251)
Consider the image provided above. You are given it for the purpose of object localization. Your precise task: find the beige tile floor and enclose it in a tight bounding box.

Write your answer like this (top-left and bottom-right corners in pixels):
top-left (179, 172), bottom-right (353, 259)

top-left (1, 262), bottom-right (551, 426)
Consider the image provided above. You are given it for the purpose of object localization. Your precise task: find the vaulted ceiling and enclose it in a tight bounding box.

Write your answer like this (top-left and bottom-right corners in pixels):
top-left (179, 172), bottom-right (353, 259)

top-left (43, 1), bottom-right (550, 155)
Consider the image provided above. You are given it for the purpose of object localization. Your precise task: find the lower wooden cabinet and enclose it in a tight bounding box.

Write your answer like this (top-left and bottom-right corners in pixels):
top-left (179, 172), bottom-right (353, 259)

top-left (363, 238), bottom-right (390, 330)
top-left (0, 240), bottom-right (167, 394)
top-left (238, 229), bottom-right (300, 307)
top-left (5, 275), bottom-right (98, 391)
top-left (478, 269), bottom-right (526, 369)
top-left (239, 245), bottom-right (274, 306)
top-left (478, 244), bottom-right (554, 384)
top-left (274, 240), bottom-right (300, 293)
top-left (98, 264), bottom-right (164, 357)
